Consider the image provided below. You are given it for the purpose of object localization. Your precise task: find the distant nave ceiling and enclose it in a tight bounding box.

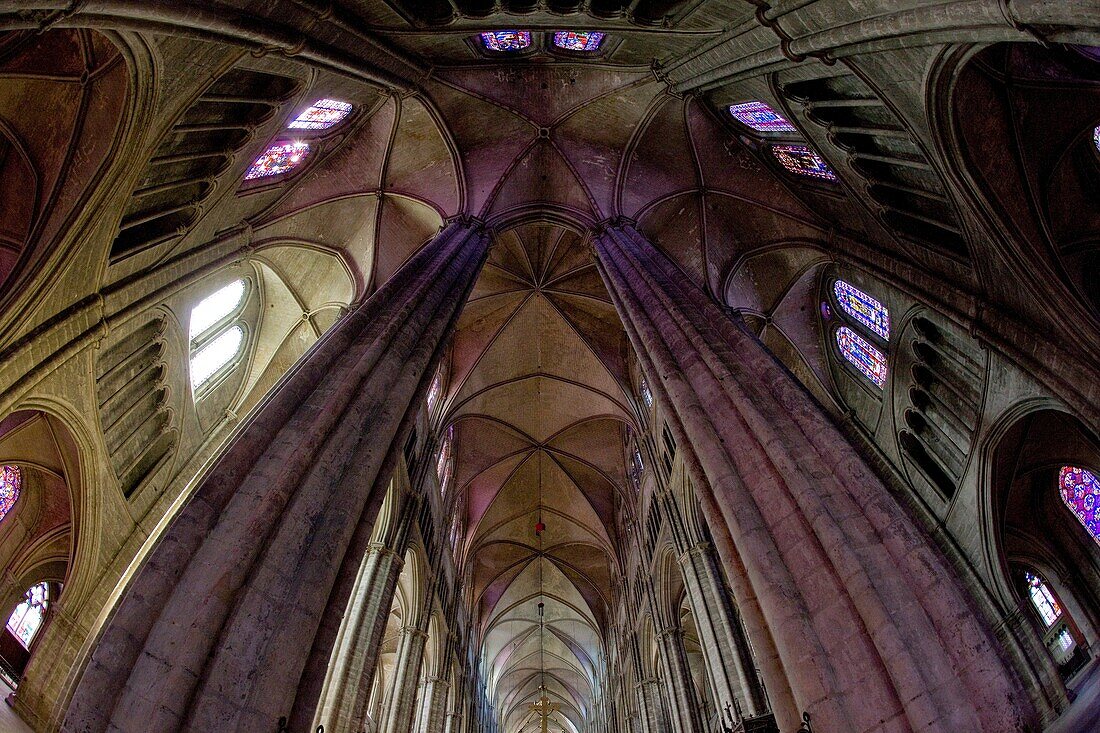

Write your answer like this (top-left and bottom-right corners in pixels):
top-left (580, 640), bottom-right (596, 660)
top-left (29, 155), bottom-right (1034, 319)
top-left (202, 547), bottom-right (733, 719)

top-left (1, 2), bottom-right (1098, 732)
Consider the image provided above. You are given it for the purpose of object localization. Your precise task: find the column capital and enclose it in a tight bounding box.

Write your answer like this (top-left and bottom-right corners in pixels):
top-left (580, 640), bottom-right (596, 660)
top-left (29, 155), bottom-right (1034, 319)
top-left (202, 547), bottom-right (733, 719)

top-left (595, 215), bottom-right (636, 235)
top-left (399, 625), bottom-right (429, 640)
top-left (676, 540), bottom-right (712, 564)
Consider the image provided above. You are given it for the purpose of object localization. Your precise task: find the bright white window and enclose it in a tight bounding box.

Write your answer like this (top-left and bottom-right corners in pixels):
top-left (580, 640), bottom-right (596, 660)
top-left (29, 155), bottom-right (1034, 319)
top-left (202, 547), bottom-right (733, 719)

top-left (189, 280), bottom-right (245, 339)
top-left (189, 278), bottom-right (249, 394)
top-left (6, 582), bottom-right (49, 649)
top-left (190, 326), bottom-right (244, 389)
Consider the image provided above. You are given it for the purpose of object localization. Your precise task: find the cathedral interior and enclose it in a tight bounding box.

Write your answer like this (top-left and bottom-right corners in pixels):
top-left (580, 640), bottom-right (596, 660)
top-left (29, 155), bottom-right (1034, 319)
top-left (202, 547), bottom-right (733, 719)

top-left (0, 2), bottom-right (1097, 732)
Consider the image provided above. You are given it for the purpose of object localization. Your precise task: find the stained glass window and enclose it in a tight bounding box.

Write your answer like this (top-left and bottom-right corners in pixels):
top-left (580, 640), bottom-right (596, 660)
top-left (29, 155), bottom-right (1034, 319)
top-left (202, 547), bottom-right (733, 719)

top-left (553, 31), bottom-right (605, 52)
top-left (288, 99), bottom-right (353, 131)
top-left (1059, 466), bottom-right (1100, 544)
top-left (729, 101), bottom-right (797, 133)
top-left (640, 378), bottom-right (653, 409)
top-left (437, 426), bottom-right (454, 493)
top-left (1056, 627), bottom-right (1075, 653)
top-left (1024, 571), bottom-right (1062, 627)
top-left (1094, 124), bottom-right (1100, 153)
top-left (0, 465), bottom-right (20, 523)
top-left (630, 440), bottom-right (644, 492)
top-left (6, 582), bottom-right (48, 649)
top-left (836, 326), bottom-right (887, 388)
top-left (190, 325), bottom-right (244, 389)
top-left (427, 369), bottom-right (443, 412)
top-left (770, 144), bottom-right (838, 181)
top-left (244, 142), bottom-right (311, 180)
top-left (190, 279), bottom-right (245, 339)
top-left (834, 280), bottom-right (890, 341)
top-left (480, 31), bottom-right (531, 52)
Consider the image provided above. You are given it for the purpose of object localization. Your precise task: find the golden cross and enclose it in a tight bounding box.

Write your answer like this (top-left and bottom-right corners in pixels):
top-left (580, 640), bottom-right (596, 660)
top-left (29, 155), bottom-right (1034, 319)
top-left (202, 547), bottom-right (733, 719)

top-left (530, 692), bottom-right (559, 733)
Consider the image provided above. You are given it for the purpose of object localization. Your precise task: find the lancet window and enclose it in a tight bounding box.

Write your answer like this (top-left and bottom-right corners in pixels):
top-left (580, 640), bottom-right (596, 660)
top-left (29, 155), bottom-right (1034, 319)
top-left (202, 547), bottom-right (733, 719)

top-left (437, 425), bottom-right (454, 494)
top-left (834, 280), bottom-right (890, 341)
top-left (6, 582), bottom-right (50, 649)
top-left (828, 279), bottom-right (891, 389)
top-left (1059, 466), bottom-right (1100, 545)
top-left (1024, 571), bottom-right (1062, 628)
top-left (836, 327), bottom-right (888, 389)
top-left (0, 465), bottom-right (20, 523)
top-left (189, 279), bottom-right (248, 393)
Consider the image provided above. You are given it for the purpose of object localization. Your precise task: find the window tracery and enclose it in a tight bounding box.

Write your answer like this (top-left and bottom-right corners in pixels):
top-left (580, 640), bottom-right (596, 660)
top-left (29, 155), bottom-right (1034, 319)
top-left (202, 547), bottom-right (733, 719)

top-left (480, 31), bottom-right (531, 52)
top-left (289, 99), bottom-right (353, 131)
top-left (244, 142), bottom-right (311, 180)
top-left (835, 327), bottom-right (887, 388)
top-left (437, 425), bottom-right (454, 494)
top-left (770, 144), bottom-right (838, 181)
top-left (729, 101), bottom-right (796, 133)
top-left (553, 31), bottom-right (605, 52)
top-left (833, 280), bottom-right (890, 341)
top-left (0, 465), bottom-right (20, 523)
top-left (6, 582), bottom-right (49, 649)
top-left (1059, 466), bottom-right (1100, 544)
top-left (189, 279), bottom-right (248, 393)
top-left (1024, 571), bottom-right (1062, 628)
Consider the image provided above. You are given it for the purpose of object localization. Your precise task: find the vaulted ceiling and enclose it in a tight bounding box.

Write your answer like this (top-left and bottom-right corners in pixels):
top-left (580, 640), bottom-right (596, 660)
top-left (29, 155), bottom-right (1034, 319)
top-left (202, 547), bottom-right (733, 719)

top-left (2, 2), bottom-right (1096, 731)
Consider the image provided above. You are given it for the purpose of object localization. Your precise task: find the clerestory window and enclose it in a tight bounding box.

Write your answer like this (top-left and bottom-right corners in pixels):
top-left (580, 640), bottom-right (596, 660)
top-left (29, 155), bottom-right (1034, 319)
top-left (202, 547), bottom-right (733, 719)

top-left (189, 279), bottom-right (247, 394)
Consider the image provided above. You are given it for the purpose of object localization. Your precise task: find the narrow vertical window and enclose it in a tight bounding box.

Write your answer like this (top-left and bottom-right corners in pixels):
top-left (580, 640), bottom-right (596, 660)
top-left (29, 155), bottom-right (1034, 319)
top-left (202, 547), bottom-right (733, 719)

top-left (834, 280), bottom-right (890, 341)
top-left (1059, 466), bottom-right (1100, 545)
top-left (640, 378), bottom-right (653, 409)
top-left (427, 368), bottom-right (443, 413)
top-left (189, 279), bottom-right (248, 394)
top-left (190, 326), bottom-right (245, 389)
top-left (835, 326), bottom-right (888, 388)
top-left (1024, 571), bottom-right (1062, 627)
top-left (630, 440), bottom-right (645, 492)
top-left (6, 582), bottom-right (49, 649)
top-left (437, 426), bottom-right (454, 494)
top-left (189, 280), bottom-right (245, 339)
top-left (0, 465), bottom-right (20, 523)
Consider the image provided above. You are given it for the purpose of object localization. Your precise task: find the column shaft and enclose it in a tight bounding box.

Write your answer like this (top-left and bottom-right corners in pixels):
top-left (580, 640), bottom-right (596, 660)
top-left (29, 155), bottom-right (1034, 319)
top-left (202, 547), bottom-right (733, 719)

top-left (594, 223), bottom-right (1034, 733)
top-left (381, 627), bottom-right (429, 733)
top-left (678, 542), bottom-right (766, 718)
top-left (656, 628), bottom-right (704, 733)
top-left (62, 221), bottom-right (489, 733)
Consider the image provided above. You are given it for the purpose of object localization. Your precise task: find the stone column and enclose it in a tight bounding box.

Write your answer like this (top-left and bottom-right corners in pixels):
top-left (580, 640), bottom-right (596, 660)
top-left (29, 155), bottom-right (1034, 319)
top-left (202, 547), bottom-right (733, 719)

top-left (677, 541), bottom-right (766, 718)
top-left (637, 678), bottom-right (669, 733)
top-left (63, 220), bottom-right (490, 733)
top-left (655, 627), bottom-right (704, 733)
top-left (593, 222), bottom-right (1035, 733)
top-left (412, 675), bottom-right (449, 733)
top-left (380, 626), bottom-right (429, 733)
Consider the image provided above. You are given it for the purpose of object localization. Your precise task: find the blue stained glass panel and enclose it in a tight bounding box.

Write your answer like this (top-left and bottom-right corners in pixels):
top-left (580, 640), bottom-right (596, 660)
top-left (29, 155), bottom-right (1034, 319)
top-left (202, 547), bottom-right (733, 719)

top-left (834, 280), bottom-right (890, 341)
top-left (771, 144), bottom-right (838, 181)
top-left (553, 31), bottom-right (605, 52)
top-left (0, 465), bottom-right (19, 523)
top-left (480, 31), bottom-right (532, 52)
top-left (1094, 124), bottom-right (1100, 153)
top-left (836, 326), bottom-right (887, 388)
top-left (1060, 466), bottom-right (1100, 545)
top-left (729, 101), bottom-right (797, 133)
